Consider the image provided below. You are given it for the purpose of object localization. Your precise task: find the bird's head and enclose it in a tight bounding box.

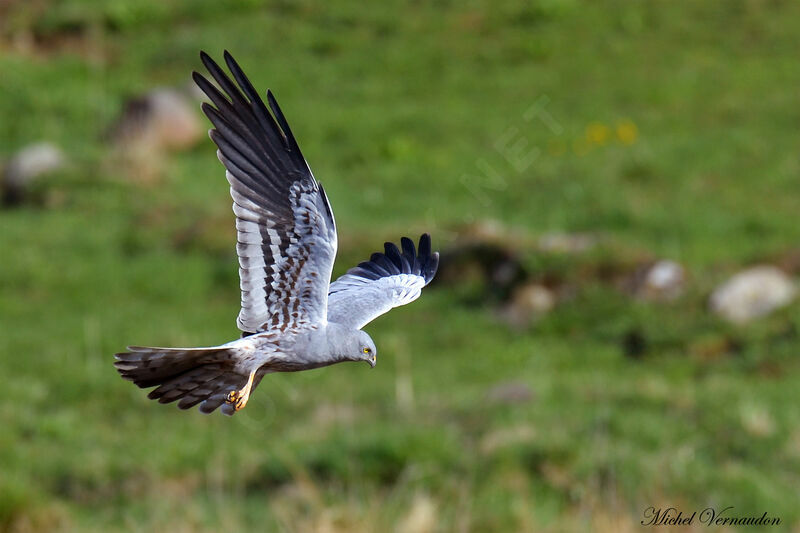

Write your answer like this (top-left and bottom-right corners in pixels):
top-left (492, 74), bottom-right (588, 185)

top-left (355, 330), bottom-right (377, 368)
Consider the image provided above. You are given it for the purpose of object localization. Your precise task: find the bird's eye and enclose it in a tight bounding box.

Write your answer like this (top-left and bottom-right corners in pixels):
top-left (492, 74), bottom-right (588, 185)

top-left (362, 347), bottom-right (371, 354)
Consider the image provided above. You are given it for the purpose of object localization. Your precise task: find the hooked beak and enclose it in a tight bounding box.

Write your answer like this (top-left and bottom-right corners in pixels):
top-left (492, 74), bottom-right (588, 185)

top-left (367, 355), bottom-right (376, 368)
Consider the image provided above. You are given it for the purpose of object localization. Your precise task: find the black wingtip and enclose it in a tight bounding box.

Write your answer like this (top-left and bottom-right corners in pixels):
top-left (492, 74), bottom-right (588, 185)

top-left (383, 242), bottom-right (404, 271)
top-left (425, 251), bottom-right (440, 284)
top-left (415, 234), bottom-right (437, 284)
top-left (267, 89), bottom-right (284, 111)
top-left (200, 101), bottom-right (214, 117)
top-left (340, 234), bottom-right (439, 286)
top-left (418, 233), bottom-right (431, 257)
top-left (266, 91), bottom-right (285, 130)
top-left (223, 50), bottom-right (239, 70)
top-left (199, 50), bottom-right (217, 71)
top-left (266, 89), bottom-right (304, 159)
top-left (265, 91), bottom-right (282, 124)
top-left (400, 236), bottom-right (416, 258)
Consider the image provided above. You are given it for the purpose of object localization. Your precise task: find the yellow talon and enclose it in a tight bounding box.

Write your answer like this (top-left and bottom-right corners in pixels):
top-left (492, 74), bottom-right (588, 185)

top-left (225, 370), bottom-right (256, 411)
top-left (235, 396), bottom-right (248, 411)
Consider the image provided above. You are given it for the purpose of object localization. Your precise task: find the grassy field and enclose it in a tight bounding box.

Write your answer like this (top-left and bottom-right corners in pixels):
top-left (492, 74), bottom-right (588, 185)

top-left (2, 1), bottom-right (800, 531)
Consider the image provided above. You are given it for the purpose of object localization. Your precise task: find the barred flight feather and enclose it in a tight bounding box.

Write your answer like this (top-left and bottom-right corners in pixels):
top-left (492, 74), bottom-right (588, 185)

top-left (194, 51), bottom-right (337, 335)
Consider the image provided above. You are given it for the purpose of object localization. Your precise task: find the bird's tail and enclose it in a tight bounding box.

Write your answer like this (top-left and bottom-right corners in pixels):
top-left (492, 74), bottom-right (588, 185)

top-left (114, 346), bottom-right (250, 415)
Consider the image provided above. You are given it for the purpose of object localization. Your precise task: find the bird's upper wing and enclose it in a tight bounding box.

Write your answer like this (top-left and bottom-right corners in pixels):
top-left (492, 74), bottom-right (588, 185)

top-left (327, 234), bottom-right (439, 330)
top-left (194, 51), bottom-right (337, 334)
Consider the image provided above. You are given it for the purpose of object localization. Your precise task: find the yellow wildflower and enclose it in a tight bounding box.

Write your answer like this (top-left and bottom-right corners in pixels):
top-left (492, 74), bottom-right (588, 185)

top-left (585, 122), bottom-right (610, 145)
top-left (616, 119), bottom-right (638, 145)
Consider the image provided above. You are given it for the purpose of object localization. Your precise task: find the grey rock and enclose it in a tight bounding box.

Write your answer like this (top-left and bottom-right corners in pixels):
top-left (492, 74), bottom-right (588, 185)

top-left (637, 260), bottom-right (686, 301)
top-left (2, 142), bottom-right (66, 204)
top-left (109, 87), bottom-right (202, 152)
top-left (499, 282), bottom-right (556, 327)
top-left (710, 266), bottom-right (796, 323)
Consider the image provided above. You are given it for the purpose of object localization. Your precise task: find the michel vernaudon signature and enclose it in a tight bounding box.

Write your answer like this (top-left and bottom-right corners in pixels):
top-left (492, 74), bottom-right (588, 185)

top-left (641, 507), bottom-right (781, 527)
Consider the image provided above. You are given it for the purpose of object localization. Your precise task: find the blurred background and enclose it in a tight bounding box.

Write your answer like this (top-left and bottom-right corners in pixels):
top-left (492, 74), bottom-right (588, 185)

top-left (1, 1), bottom-right (799, 531)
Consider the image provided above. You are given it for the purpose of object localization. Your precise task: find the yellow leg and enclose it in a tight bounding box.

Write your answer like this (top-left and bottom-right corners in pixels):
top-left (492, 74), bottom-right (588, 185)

top-left (226, 370), bottom-right (256, 411)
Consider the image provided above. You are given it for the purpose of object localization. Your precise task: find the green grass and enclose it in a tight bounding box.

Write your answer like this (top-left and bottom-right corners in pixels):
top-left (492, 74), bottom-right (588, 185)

top-left (2, 1), bottom-right (800, 531)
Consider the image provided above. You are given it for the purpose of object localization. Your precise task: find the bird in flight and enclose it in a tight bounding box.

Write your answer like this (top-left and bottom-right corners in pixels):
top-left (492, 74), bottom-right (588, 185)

top-left (114, 51), bottom-right (439, 416)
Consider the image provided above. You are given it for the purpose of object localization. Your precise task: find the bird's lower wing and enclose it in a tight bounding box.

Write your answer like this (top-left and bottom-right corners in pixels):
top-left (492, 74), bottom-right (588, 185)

top-left (327, 234), bottom-right (439, 330)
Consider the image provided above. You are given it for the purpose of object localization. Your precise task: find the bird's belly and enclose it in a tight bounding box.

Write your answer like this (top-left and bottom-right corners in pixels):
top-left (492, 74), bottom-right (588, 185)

top-left (262, 358), bottom-right (337, 373)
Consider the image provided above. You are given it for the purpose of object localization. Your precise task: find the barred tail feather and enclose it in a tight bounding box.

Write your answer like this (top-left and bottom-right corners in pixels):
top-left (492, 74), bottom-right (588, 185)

top-left (114, 346), bottom-right (247, 415)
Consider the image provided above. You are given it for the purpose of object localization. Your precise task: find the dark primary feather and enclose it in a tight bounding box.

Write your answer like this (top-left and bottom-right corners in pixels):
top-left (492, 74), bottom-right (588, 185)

top-left (329, 234), bottom-right (439, 295)
top-left (193, 50), bottom-right (313, 216)
top-left (193, 51), bottom-right (338, 334)
top-left (326, 234), bottom-right (440, 330)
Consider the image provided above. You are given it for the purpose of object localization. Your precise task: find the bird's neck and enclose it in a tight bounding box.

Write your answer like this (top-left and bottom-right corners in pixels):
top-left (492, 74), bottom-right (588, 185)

top-left (320, 322), bottom-right (359, 363)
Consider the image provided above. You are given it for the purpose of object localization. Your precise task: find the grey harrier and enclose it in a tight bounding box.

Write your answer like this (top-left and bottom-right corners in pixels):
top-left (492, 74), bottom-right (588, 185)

top-left (114, 51), bottom-right (438, 416)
